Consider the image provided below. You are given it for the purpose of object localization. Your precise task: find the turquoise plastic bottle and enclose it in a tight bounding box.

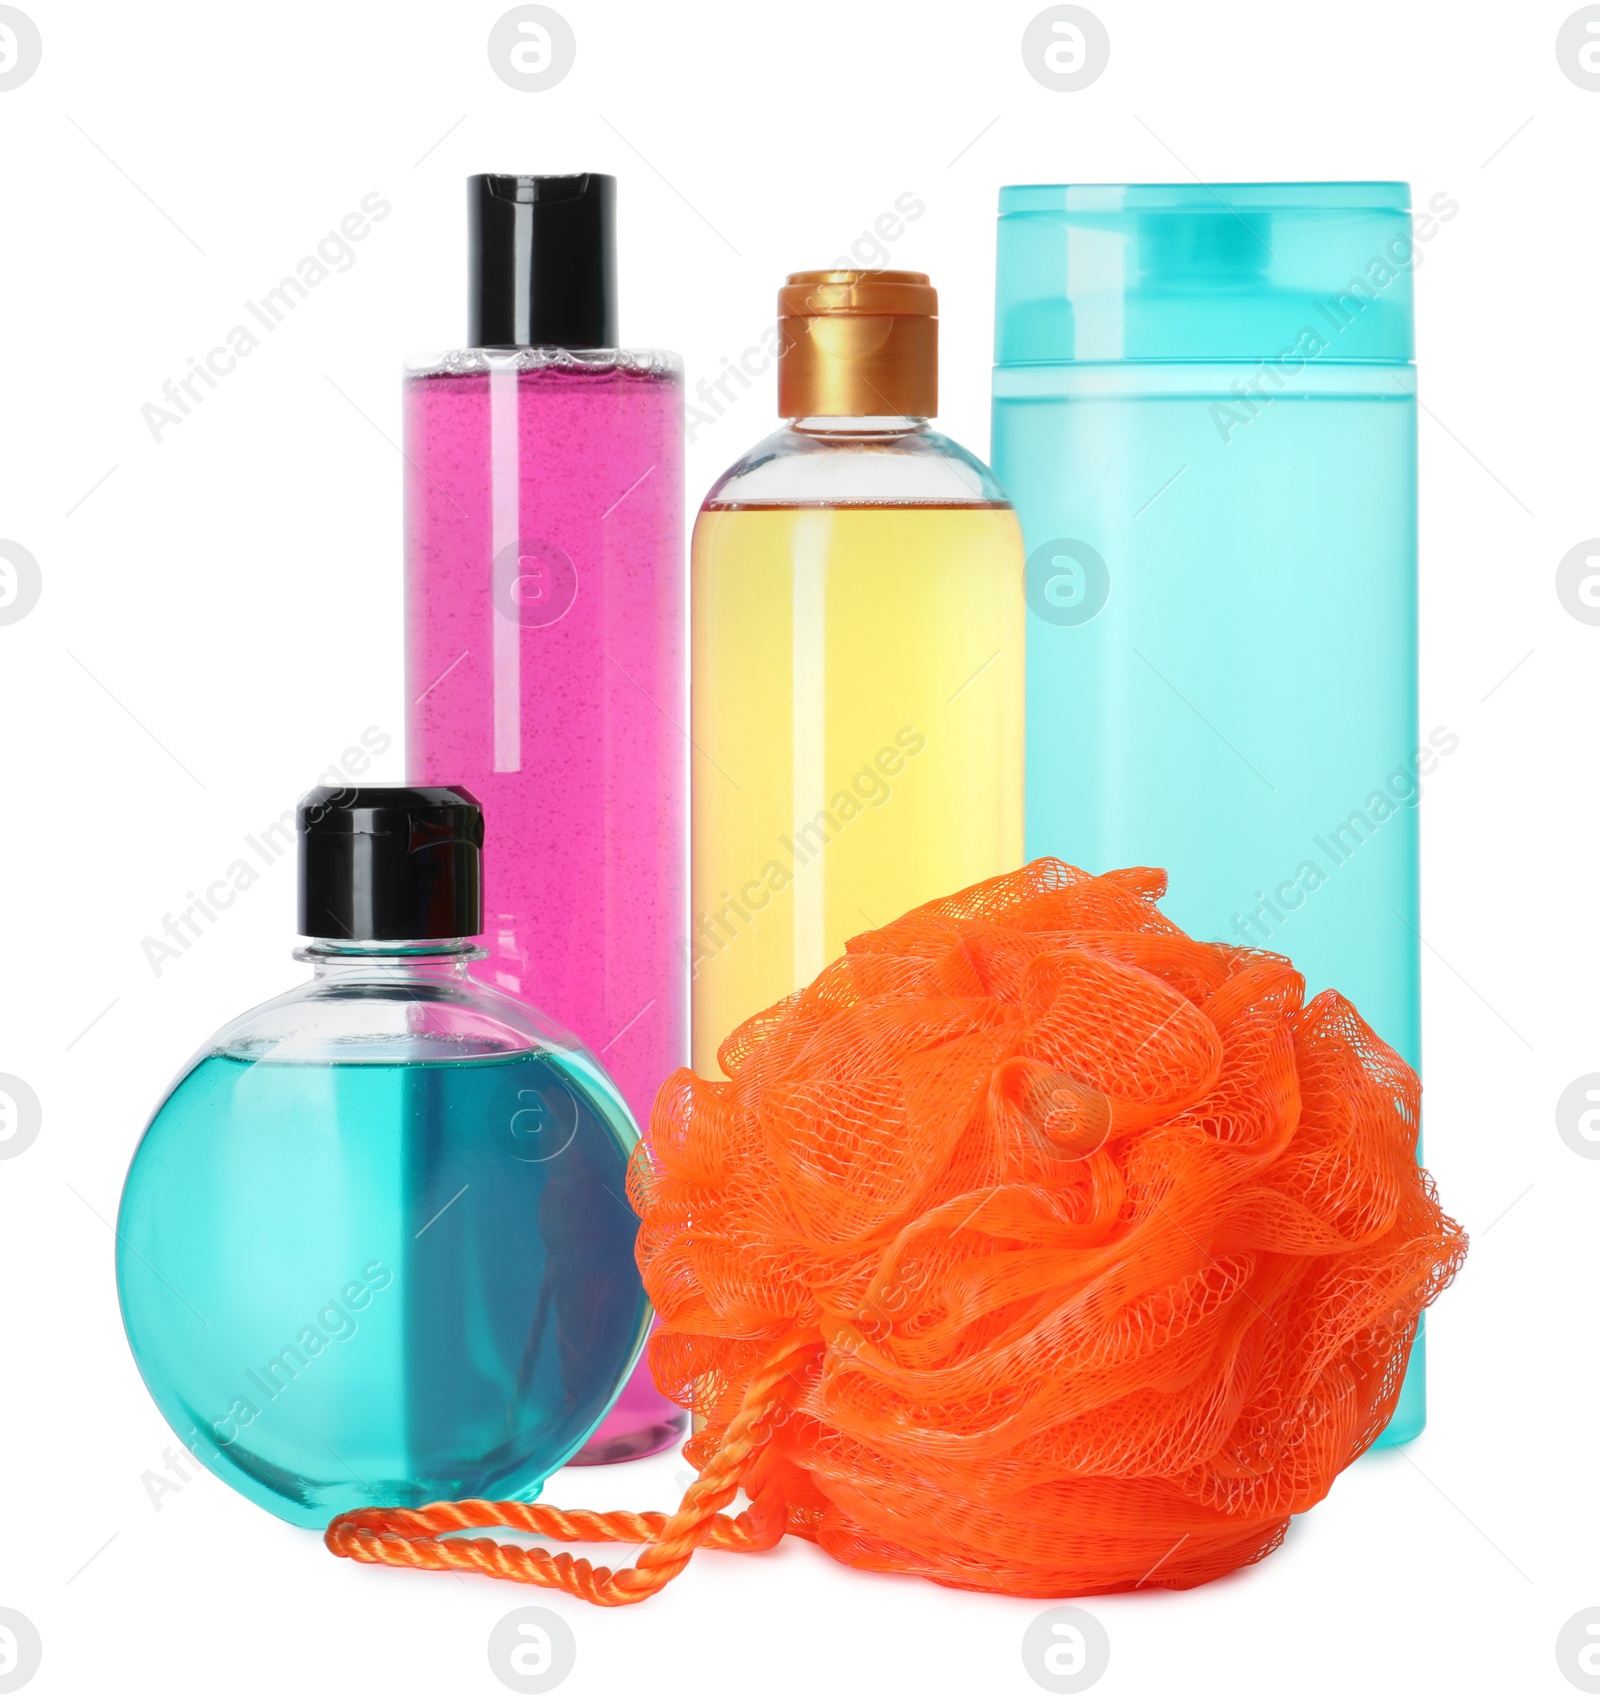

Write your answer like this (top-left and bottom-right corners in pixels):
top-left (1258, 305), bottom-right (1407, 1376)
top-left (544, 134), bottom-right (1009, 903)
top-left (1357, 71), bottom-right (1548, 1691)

top-left (993, 183), bottom-right (1430, 1443)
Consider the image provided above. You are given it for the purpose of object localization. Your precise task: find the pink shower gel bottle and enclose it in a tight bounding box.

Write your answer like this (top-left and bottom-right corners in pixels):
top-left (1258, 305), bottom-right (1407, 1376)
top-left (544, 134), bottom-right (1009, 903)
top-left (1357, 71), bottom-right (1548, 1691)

top-left (405, 174), bottom-right (686, 1463)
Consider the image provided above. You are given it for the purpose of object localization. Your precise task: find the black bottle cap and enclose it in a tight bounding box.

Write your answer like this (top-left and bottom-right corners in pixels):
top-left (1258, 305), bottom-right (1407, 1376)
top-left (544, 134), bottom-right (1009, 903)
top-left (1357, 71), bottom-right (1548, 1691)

top-left (296, 785), bottom-right (484, 942)
top-left (468, 172), bottom-right (617, 349)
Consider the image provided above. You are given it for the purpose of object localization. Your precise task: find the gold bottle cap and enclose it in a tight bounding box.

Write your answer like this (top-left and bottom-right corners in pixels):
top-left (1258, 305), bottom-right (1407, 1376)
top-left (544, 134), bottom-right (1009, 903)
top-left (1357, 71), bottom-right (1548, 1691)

top-left (776, 269), bottom-right (938, 419)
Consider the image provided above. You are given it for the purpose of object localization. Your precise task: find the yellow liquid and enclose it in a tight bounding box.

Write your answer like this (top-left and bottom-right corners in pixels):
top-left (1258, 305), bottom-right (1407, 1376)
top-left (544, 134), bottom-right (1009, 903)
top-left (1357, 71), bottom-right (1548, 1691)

top-left (690, 501), bottom-right (1025, 1076)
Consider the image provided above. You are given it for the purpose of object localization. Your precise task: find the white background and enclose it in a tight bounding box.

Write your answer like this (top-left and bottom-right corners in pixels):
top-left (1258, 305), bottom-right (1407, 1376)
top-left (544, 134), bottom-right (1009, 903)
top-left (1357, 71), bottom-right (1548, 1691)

top-left (0, 1), bottom-right (1590, 1696)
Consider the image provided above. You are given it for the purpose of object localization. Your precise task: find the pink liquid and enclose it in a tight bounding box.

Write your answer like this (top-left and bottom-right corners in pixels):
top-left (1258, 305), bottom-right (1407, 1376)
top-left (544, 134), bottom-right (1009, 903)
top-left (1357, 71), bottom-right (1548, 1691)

top-left (405, 357), bottom-right (686, 1462)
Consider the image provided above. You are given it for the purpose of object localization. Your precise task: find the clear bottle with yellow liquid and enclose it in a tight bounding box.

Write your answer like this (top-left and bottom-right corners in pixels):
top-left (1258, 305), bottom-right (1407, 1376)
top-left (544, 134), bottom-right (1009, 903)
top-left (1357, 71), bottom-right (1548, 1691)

top-left (690, 270), bottom-right (1025, 1074)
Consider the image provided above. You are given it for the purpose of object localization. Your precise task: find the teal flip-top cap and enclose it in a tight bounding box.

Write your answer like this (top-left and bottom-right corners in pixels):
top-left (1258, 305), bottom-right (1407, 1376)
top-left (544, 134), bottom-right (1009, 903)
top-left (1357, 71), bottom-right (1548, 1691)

top-left (995, 182), bottom-right (1421, 364)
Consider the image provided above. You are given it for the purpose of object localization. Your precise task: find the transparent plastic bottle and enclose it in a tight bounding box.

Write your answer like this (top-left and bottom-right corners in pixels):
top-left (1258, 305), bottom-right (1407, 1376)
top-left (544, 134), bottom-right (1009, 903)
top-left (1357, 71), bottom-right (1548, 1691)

top-left (116, 786), bottom-right (651, 1528)
top-left (691, 270), bottom-right (1024, 1074)
top-left (405, 175), bottom-right (686, 1463)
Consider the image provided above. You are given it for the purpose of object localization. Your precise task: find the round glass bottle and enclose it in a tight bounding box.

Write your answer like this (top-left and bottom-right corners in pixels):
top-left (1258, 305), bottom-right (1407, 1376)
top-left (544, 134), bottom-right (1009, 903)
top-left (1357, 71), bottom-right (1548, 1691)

top-left (116, 787), bottom-right (651, 1529)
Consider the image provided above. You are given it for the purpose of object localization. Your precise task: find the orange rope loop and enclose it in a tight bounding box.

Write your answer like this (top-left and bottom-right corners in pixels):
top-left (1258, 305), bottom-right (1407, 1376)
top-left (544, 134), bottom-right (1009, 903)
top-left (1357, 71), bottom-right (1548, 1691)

top-left (324, 1326), bottom-right (818, 1606)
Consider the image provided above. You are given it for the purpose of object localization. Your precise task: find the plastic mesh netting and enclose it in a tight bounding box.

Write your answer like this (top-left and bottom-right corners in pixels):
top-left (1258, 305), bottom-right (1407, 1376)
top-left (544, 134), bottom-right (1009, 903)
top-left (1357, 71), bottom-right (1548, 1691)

top-left (636, 860), bottom-right (1465, 1595)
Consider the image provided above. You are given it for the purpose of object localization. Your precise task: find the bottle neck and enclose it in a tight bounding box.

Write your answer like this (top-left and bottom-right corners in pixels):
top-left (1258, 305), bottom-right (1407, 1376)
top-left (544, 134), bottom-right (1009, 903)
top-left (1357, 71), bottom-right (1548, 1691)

top-left (788, 414), bottom-right (928, 437)
top-left (295, 938), bottom-right (486, 984)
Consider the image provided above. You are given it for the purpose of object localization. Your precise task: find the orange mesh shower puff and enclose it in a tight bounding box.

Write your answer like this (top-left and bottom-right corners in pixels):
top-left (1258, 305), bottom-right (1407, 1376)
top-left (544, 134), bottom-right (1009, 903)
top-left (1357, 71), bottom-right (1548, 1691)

top-left (327, 860), bottom-right (1466, 1603)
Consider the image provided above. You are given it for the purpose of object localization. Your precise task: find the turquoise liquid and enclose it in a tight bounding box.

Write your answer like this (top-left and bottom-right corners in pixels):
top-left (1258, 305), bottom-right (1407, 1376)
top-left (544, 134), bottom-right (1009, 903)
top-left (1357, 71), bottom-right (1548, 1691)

top-left (117, 1048), bottom-right (650, 1527)
top-left (995, 365), bottom-right (1426, 1442)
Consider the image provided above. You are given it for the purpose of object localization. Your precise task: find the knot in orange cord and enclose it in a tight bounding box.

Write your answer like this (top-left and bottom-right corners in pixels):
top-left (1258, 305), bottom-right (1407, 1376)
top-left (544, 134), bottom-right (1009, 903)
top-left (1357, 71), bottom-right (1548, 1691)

top-left (327, 861), bottom-right (1466, 1602)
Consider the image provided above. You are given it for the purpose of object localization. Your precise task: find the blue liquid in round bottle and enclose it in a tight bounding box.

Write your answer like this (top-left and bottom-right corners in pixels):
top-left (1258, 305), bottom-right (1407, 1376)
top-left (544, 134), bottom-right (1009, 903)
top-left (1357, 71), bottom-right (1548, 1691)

top-left (116, 786), bottom-right (652, 1528)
